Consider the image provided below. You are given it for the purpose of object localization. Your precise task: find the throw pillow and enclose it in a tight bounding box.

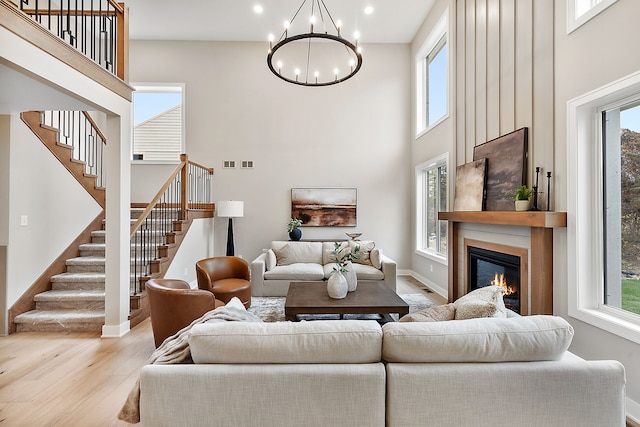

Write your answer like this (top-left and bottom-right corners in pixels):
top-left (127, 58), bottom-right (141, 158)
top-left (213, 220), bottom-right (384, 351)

top-left (322, 242), bottom-right (350, 265)
top-left (454, 285), bottom-right (507, 317)
top-left (273, 244), bottom-right (295, 266)
top-left (265, 249), bottom-right (276, 271)
top-left (349, 240), bottom-right (375, 265)
top-left (454, 299), bottom-right (499, 320)
top-left (370, 248), bottom-right (382, 269)
top-left (399, 303), bottom-right (456, 322)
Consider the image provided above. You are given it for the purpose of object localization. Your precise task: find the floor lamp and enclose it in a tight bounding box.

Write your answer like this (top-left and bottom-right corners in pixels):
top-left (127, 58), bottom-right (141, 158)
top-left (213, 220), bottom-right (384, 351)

top-left (216, 201), bottom-right (244, 256)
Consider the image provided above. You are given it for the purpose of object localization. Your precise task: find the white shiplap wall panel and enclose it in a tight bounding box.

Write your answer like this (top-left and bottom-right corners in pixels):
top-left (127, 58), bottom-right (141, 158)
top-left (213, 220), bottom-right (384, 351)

top-left (475, 0), bottom-right (487, 145)
top-left (499, 0), bottom-right (515, 134)
top-left (486, 0), bottom-right (501, 141)
top-left (532, 0), bottom-right (555, 209)
top-left (464, 0), bottom-right (476, 162)
top-left (455, 0), bottom-right (553, 189)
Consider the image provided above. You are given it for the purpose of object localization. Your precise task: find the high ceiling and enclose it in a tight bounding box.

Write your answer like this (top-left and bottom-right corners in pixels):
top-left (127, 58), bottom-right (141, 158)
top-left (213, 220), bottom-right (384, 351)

top-left (126, 0), bottom-right (435, 43)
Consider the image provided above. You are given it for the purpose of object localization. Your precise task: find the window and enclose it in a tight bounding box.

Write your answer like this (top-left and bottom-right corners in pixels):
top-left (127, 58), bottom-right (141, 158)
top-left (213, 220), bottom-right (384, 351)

top-left (416, 10), bottom-right (448, 136)
top-left (567, 70), bottom-right (640, 345)
top-left (416, 154), bottom-right (448, 261)
top-left (567, 0), bottom-right (618, 34)
top-left (132, 84), bottom-right (185, 162)
top-left (603, 101), bottom-right (640, 317)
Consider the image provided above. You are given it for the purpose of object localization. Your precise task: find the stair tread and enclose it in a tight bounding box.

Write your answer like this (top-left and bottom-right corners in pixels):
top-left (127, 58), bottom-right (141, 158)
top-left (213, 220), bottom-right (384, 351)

top-left (35, 290), bottom-right (105, 301)
top-left (51, 272), bottom-right (105, 281)
top-left (66, 256), bottom-right (105, 264)
top-left (14, 309), bottom-right (104, 323)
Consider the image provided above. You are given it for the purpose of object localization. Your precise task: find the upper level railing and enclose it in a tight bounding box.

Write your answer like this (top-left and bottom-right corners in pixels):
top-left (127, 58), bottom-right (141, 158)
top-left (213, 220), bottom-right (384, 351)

top-left (129, 154), bottom-right (215, 295)
top-left (14, 0), bottom-right (127, 80)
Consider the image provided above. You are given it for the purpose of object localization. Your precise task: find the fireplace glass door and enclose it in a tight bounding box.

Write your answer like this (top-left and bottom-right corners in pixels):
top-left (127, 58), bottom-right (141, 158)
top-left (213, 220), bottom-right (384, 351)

top-left (468, 246), bottom-right (521, 314)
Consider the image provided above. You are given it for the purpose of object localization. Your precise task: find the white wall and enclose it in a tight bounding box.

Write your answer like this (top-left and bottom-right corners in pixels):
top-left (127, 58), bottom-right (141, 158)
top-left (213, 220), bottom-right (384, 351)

top-left (129, 40), bottom-right (412, 268)
top-left (5, 114), bottom-right (102, 330)
top-left (554, 0), bottom-right (640, 415)
top-left (164, 218), bottom-right (214, 286)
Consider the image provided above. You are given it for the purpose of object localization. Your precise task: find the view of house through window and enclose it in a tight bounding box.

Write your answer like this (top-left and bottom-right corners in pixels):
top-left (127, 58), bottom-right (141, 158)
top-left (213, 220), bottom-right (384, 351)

top-left (132, 85), bottom-right (184, 162)
top-left (603, 101), bottom-right (640, 316)
top-left (416, 156), bottom-right (448, 258)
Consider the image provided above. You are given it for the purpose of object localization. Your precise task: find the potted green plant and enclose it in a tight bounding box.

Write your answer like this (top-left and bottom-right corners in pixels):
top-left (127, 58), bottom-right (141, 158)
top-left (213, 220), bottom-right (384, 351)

top-left (287, 218), bottom-right (303, 241)
top-left (515, 185), bottom-right (532, 211)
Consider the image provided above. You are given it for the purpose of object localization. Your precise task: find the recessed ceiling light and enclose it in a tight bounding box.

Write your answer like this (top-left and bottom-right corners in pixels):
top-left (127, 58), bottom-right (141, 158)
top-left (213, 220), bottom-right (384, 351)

top-left (253, 5), bottom-right (263, 14)
top-left (364, 6), bottom-right (374, 15)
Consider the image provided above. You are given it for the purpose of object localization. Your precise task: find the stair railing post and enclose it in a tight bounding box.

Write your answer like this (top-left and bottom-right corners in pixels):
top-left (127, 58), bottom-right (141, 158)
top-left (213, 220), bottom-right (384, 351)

top-left (180, 154), bottom-right (188, 221)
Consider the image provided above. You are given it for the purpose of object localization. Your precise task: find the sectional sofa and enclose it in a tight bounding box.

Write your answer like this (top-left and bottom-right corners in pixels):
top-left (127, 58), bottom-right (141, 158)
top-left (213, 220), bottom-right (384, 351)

top-left (250, 240), bottom-right (397, 296)
top-left (137, 314), bottom-right (626, 427)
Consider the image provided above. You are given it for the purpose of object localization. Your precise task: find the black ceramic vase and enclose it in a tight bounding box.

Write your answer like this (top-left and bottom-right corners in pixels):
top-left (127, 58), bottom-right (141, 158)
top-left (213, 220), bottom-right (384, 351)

top-left (289, 228), bottom-right (302, 241)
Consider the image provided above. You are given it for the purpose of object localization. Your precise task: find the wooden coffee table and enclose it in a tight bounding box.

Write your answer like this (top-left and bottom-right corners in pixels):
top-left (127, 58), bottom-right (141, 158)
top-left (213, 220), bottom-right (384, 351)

top-left (284, 281), bottom-right (409, 322)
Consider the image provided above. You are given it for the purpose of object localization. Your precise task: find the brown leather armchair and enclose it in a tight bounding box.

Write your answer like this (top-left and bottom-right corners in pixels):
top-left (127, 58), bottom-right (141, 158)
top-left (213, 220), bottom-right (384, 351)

top-left (196, 256), bottom-right (252, 308)
top-left (145, 279), bottom-right (225, 348)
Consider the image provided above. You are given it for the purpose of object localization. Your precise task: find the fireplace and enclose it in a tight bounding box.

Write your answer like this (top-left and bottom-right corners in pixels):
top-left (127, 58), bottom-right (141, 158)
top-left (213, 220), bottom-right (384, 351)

top-left (464, 239), bottom-right (529, 315)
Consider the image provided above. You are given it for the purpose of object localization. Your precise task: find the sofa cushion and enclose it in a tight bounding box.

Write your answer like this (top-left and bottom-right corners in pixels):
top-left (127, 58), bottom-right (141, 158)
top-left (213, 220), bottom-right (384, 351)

top-left (264, 263), bottom-right (325, 281)
top-left (322, 263), bottom-right (385, 280)
top-left (265, 249), bottom-right (276, 271)
top-left (370, 248), bottom-right (382, 269)
top-left (273, 242), bottom-right (323, 265)
top-left (399, 303), bottom-right (456, 322)
top-left (382, 315), bottom-right (574, 363)
top-left (190, 320), bottom-right (383, 364)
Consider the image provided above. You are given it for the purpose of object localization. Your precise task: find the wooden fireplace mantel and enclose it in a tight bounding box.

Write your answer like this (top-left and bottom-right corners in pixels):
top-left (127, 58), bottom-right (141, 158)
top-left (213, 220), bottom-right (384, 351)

top-left (438, 211), bottom-right (567, 315)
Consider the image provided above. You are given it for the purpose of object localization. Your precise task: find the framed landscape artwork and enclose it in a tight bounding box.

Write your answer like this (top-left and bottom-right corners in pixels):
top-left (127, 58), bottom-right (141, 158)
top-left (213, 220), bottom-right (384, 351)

top-left (291, 188), bottom-right (357, 227)
top-left (453, 158), bottom-right (487, 211)
top-left (473, 127), bottom-right (528, 211)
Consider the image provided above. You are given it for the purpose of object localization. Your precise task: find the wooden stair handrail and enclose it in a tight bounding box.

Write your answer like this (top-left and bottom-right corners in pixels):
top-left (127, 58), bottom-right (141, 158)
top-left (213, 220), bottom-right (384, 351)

top-left (130, 159), bottom-right (186, 238)
top-left (82, 111), bottom-right (107, 143)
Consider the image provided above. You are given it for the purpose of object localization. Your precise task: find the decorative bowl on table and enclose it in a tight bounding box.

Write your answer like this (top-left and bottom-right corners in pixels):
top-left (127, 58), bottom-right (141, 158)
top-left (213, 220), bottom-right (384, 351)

top-left (345, 232), bottom-right (362, 240)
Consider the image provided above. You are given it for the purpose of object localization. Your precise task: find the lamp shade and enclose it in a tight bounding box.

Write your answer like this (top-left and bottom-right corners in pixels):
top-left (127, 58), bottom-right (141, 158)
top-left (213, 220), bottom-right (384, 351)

top-left (216, 201), bottom-right (244, 218)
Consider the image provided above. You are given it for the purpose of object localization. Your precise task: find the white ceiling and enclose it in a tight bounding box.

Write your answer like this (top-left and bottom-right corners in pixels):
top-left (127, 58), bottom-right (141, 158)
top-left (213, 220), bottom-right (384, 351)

top-left (126, 0), bottom-right (435, 43)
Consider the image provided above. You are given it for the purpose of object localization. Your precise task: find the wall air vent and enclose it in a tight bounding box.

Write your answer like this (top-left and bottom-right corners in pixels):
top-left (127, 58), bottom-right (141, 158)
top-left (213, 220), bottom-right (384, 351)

top-left (223, 160), bottom-right (236, 169)
top-left (241, 160), bottom-right (254, 169)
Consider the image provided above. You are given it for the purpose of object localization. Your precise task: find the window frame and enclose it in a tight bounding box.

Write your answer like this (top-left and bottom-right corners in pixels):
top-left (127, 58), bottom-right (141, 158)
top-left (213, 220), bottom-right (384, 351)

top-left (567, 70), bottom-right (640, 345)
top-left (415, 9), bottom-right (448, 138)
top-left (567, 0), bottom-right (618, 34)
top-left (415, 153), bottom-right (449, 264)
top-left (131, 83), bottom-right (186, 164)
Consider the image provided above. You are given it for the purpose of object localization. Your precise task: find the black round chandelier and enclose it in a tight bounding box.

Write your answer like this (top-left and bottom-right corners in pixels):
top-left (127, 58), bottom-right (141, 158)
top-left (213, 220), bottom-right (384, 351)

top-left (266, 0), bottom-right (363, 87)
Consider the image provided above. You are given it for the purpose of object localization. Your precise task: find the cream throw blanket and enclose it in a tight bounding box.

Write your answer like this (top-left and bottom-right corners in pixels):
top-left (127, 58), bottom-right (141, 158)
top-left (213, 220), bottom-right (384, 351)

top-left (117, 298), bottom-right (262, 424)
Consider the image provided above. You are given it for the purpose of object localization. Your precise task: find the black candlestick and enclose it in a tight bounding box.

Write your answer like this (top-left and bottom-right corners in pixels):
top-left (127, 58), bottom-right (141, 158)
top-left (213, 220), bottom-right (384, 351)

top-left (546, 172), bottom-right (552, 211)
top-left (531, 167), bottom-right (541, 211)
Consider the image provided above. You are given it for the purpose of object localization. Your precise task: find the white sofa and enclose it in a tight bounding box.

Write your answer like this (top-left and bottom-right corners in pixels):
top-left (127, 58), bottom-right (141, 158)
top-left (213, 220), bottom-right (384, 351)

top-left (138, 316), bottom-right (627, 427)
top-left (250, 240), bottom-right (397, 296)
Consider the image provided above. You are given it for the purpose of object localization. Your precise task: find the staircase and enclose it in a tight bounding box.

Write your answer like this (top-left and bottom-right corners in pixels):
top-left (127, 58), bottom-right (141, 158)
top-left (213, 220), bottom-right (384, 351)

top-left (13, 110), bottom-right (214, 334)
top-left (13, 208), bottom-right (180, 332)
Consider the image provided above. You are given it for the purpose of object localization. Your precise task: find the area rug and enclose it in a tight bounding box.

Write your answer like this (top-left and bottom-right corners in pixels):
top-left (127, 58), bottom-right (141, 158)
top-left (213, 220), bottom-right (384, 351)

top-left (248, 293), bottom-right (436, 322)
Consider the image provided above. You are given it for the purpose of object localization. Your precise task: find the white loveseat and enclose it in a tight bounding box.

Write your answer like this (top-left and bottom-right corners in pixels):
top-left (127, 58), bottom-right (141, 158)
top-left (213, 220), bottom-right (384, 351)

top-left (250, 240), bottom-right (397, 296)
top-left (138, 315), bottom-right (627, 427)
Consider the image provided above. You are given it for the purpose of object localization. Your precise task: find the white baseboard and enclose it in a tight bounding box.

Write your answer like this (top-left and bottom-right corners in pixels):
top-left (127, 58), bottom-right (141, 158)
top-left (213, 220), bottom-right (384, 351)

top-left (628, 397), bottom-right (640, 425)
top-left (398, 270), bottom-right (448, 301)
top-left (102, 321), bottom-right (130, 338)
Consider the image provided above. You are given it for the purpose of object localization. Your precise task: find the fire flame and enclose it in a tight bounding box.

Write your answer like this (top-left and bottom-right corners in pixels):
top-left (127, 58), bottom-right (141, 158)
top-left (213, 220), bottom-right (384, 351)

top-left (491, 273), bottom-right (518, 296)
